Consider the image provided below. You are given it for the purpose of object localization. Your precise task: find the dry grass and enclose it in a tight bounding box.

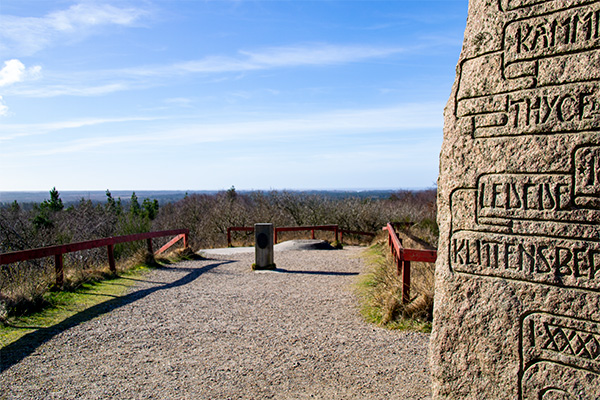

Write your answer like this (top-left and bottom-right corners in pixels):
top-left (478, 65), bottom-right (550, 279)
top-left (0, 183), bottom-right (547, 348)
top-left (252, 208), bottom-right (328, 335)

top-left (0, 242), bottom-right (200, 323)
top-left (356, 232), bottom-right (435, 332)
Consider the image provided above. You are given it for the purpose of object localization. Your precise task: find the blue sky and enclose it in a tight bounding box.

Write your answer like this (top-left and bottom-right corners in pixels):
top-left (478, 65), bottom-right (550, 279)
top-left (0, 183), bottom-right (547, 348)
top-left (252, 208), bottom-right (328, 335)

top-left (0, 0), bottom-right (468, 191)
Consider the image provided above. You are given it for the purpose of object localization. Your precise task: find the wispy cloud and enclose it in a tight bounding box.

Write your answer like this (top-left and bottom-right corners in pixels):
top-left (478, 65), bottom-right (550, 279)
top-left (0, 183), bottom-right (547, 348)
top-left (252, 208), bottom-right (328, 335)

top-left (0, 3), bottom-right (150, 55)
top-left (9, 83), bottom-right (130, 98)
top-left (128, 44), bottom-right (404, 76)
top-left (0, 96), bottom-right (8, 117)
top-left (0, 116), bottom-right (169, 142)
top-left (5, 43), bottom-right (404, 98)
top-left (2, 102), bottom-right (443, 156)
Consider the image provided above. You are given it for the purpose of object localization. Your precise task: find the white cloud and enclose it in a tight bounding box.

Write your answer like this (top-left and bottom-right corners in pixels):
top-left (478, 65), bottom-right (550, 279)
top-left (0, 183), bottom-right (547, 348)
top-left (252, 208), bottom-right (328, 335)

top-left (0, 3), bottom-right (149, 55)
top-left (0, 96), bottom-right (8, 117)
top-left (0, 59), bottom-right (42, 116)
top-left (47, 3), bottom-right (145, 32)
top-left (0, 59), bottom-right (42, 87)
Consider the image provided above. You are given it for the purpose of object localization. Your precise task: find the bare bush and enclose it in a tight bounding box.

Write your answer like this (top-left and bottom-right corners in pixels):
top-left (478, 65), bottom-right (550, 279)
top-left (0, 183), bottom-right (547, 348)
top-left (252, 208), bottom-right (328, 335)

top-left (153, 188), bottom-right (437, 250)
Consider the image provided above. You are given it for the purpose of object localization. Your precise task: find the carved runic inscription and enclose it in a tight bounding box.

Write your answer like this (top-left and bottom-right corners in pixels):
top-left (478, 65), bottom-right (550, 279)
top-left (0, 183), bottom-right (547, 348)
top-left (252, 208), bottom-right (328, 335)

top-left (455, 2), bottom-right (600, 138)
top-left (433, 0), bottom-right (600, 398)
top-left (522, 313), bottom-right (600, 369)
top-left (505, 6), bottom-right (600, 62)
top-left (575, 146), bottom-right (600, 207)
top-left (520, 313), bottom-right (600, 399)
top-left (541, 323), bottom-right (600, 360)
top-left (449, 145), bottom-right (600, 289)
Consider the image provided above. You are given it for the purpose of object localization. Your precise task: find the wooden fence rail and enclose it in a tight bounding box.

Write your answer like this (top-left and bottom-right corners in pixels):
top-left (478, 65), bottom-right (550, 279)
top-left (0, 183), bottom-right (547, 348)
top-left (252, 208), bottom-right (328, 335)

top-left (382, 223), bottom-right (437, 304)
top-left (227, 225), bottom-right (375, 247)
top-left (0, 229), bottom-right (189, 287)
top-left (275, 225), bottom-right (339, 244)
top-left (227, 227), bottom-right (255, 247)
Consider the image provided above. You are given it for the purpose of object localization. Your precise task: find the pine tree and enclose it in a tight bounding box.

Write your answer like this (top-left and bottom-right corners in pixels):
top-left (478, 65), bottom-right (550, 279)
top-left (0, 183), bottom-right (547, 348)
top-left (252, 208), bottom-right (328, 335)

top-left (130, 192), bottom-right (141, 216)
top-left (106, 189), bottom-right (117, 214)
top-left (42, 187), bottom-right (64, 212)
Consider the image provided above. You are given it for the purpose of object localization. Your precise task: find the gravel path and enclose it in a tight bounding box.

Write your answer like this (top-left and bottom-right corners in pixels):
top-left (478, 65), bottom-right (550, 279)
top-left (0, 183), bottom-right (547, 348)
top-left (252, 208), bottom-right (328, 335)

top-left (1, 246), bottom-right (431, 399)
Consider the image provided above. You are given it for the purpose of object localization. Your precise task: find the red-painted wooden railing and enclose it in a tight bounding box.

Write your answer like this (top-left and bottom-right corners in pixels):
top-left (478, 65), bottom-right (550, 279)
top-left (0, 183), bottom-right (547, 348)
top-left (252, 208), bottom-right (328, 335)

top-left (382, 223), bottom-right (437, 304)
top-left (339, 229), bottom-right (376, 244)
top-left (275, 225), bottom-right (339, 244)
top-left (0, 229), bottom-right (189, 287)
top-left (227, 227), bottom-right (255, 247)
top-left (227, 225), bottom-right (375, 247)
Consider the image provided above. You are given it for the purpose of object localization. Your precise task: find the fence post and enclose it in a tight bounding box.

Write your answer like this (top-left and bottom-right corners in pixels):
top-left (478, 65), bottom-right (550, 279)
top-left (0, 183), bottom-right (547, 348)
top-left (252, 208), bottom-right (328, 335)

top-left (184, 232), bottom-right (189, 248)
top-left (227, 228), bottom-right (232, 247)
top-left (402, 260), bottom-right (411, 304)
top-left (147, 238), bottom-right (153, 254)
top-left (334, 226), bottom-right (339, 243)
top-left (55, 253), bottom-right (64, 287)
top-left (107, 244), bottom-right (116, 272)
top-left (396, 238), bottom-right (404, 276)
top-left (340, 230), bottom-right (344, 245)
top-left (311, 229), bottom-right (315, 239)
top-left (274, 229), bottom-right (278, 244)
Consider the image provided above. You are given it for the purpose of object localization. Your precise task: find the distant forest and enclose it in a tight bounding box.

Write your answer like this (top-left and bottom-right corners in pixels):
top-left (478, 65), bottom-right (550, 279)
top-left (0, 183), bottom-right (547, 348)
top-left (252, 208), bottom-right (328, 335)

top-left (0, 189), bottom-right (427, 207)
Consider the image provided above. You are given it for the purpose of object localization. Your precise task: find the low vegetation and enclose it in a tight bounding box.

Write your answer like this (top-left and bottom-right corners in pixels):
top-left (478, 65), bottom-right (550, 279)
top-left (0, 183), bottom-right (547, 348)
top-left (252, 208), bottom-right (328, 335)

top-left (356, 225), bottom-right (437, 332)
top-left (1, 186), bottom-right (437, 324)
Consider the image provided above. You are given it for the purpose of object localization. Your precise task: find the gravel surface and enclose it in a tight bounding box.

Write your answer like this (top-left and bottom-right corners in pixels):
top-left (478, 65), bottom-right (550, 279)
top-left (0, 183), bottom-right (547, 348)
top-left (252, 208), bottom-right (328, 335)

top-left (1, 246), bottom-right (431, 399)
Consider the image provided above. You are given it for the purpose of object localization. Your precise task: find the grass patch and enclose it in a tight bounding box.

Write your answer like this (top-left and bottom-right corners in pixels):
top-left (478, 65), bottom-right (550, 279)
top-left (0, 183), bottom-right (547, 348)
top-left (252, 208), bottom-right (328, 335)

top-left (355, 240), bottom-right (434, 333)
top-left (0, 256), bottom-right (158, 349)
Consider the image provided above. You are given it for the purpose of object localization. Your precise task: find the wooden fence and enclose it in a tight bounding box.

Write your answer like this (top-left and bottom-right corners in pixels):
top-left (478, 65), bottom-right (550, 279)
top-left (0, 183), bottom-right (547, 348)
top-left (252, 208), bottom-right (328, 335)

top-left (227, 225), bottom-right (375, 247)
top-left (0, 229), bottom-right (189, 287)
top-left (382, 223), bottom-right (437, 303)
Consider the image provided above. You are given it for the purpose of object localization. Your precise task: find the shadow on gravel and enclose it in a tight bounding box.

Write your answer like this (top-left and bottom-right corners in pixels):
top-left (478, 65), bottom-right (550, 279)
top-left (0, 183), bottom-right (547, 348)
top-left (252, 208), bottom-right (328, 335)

top-left (102, 277), bottom-right (169, 285)
top-left (275, 268), bottom-right (359, 276)
top-left (0, 261), bottom-right (230, 373)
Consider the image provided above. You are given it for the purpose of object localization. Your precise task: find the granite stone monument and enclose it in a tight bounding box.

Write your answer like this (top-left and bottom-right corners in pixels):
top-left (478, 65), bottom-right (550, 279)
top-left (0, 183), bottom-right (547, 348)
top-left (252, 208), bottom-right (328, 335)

top-left (432, 1), bottom-right (600, 398)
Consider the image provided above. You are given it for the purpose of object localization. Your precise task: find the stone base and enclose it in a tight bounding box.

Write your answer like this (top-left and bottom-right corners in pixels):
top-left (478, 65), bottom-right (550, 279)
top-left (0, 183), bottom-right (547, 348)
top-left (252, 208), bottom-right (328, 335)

top-left (251, 263), bottom-right (276, 271)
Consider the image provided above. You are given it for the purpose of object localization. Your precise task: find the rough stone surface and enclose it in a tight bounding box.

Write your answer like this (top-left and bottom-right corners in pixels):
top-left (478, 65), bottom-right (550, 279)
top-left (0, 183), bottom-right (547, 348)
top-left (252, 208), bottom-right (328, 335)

top-left (432, 1), bottom-right (600, 398)
top-left (1, 247), bottom-right (431, 399)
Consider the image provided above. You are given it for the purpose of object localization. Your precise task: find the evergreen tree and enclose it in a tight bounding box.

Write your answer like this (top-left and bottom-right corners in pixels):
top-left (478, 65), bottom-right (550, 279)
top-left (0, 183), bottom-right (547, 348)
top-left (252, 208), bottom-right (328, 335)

top-left (106, 189), bottom-right (117, 214)
top-left (33, 187), bottom-right (64, 229)
top-left (130, 192), bottom-right (141, 216)
top-left (116, 197), bottom-right (123, 215)
top-left (142, 198), bottom-right (159, 220)
top-left (42, 187), bottom-right (64, 212)
top-left (227, 185), bottom-right (237, 201)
